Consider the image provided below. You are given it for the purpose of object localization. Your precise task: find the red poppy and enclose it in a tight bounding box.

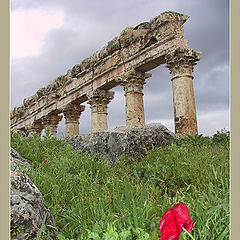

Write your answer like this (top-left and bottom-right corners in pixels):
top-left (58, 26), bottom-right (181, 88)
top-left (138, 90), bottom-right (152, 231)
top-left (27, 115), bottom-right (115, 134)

top-left (44, 160), bottom-right (47, 164)
top-left (159, 202), bottom-right (193, 240)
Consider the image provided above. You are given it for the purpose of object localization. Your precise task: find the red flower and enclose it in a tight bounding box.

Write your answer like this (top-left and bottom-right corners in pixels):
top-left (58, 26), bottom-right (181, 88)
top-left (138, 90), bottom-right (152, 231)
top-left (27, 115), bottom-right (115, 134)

top-left (44, 160), bottom-right (47, 164)
top-left (159, 202), bottom-right (193, 240)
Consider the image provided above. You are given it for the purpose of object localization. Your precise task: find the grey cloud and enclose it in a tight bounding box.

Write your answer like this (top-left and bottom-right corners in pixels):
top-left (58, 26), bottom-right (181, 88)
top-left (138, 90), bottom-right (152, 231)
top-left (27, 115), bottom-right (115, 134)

top-left (184, 0), bottom-right (229, 64)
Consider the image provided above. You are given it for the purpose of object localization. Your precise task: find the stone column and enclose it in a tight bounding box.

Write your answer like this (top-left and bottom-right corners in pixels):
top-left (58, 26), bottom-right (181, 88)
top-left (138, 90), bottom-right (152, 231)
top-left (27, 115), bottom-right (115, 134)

top-left (63, 103), bottom-right (85, 137)
top-left (26, 121), bottom-right (44, 137)
top-left (42, 113), bottom-right (63, 138)
top-left (87, 89), bottom-right (114, 133)
top-left (165, 48), bottom-right (201, 137)
top-left (116, 70), bottom-right (151, 127)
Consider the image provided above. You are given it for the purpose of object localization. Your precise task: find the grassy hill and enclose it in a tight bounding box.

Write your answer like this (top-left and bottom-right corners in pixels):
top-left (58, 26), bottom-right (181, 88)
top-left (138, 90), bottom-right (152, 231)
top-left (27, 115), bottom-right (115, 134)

top-left (11, 130), bottom-right (229, 240)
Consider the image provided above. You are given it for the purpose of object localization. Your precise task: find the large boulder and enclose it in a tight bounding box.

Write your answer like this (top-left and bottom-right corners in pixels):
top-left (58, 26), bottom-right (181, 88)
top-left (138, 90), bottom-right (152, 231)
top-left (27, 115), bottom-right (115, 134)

top-left (10, 148), bottom-right (31, 173)
top-left (10, 148), bottom-right (58, 240)
top-left (64, 123), bottom-right (175, 163)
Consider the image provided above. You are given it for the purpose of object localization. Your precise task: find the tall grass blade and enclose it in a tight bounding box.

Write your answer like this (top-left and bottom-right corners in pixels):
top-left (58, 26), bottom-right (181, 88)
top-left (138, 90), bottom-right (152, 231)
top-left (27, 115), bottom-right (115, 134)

top-left (36, 213), bottom-right (47, 240)
top-left (216, 226), bottom-right (229, 240)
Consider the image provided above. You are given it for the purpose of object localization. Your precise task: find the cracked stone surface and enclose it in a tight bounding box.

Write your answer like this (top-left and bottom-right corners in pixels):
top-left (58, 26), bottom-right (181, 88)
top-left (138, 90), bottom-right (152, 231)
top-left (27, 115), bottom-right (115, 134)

top-left (10, 148), bottom-right (58, 240)
top-left (64, 122), bottom-right (175, 164)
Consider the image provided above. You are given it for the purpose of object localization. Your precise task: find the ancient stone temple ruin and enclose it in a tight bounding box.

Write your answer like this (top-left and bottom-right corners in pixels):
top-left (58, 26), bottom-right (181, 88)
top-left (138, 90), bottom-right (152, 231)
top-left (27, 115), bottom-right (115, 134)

top-left (10, 11), bottom-right (201, 138)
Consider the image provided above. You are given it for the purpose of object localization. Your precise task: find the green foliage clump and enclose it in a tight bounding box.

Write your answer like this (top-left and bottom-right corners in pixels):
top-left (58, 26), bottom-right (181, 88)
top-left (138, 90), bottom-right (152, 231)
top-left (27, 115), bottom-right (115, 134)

top-left (10, 129), bottom-right (230, 240)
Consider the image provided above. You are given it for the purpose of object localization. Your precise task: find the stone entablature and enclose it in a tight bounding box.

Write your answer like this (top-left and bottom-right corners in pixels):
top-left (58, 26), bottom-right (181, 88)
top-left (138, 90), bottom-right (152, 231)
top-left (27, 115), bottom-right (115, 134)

top-left (10, 11), bottom-right (202, 137)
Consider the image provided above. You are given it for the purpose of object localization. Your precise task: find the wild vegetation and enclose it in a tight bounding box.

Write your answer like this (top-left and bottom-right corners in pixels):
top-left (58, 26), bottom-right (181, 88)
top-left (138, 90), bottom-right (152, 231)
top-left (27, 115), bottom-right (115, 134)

top-left (11, 129), bottom-right (230, 240)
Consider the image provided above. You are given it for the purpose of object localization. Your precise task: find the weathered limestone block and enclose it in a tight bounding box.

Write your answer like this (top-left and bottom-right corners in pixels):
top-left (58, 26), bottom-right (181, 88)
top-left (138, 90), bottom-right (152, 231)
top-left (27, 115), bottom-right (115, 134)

top-left (81, 52), bottom-right (102, 74)
top-left (55, 75), bottom-right (67, 88)
top-left (23, 94), bottom-right (37, 108)
top-left (94, 50), bottom-right (123, 77)
top-left (98, 46), bottom-right (109, 60)
top-left (46, 82), bottom-right (56, 94)
top-left (107, 36), bottom-right (121, 54)
top-left (77, 70), bottom-right (94, 85)
top-left (150, 11), bottom-right (188, 41)
top-left (15, 105), bottom-right (25, 120)
top-left (134, 22), bottom-right (151, 31)
top-left (124, 39), bottom-right (144, 58)
top-left (118, 27), bottom-right (148, 58)
top-left (120, 33), bottom-right (146, 59)
top-left (10, 148), bottom-right (58, 240)
top-left (36, 87), bottom-right (47, 100)
top-left (161, 11), bottom-right (189, 23)
top-left (116, 70), bottom-right (151, 126)
top-left (91, 50), bottom-right (101, 66)
top-left (150, 11), bottom-right (189, 30)
top-left (87, 89), bottom-right (114, 133)
top-left (119, 27), bottom-right (135, 48)
top-left (153, 22), bottom-right (176, 41)
top-left (63, 103), bottom-right (85, 137)
top-left (150, 14), bottom-right (168, 30)
top-left (165, 48), bottom-right (201, 137)
top-left (80, 57), bottom-right (93, 71)
top-left (71, 64), bottom-right (82, 78)
top-left (132, 27), bottom-right (150, 45)
top-left (134, 23), bottom-right (154, 49)
top-left (65, 69), bottom-right (73, 86)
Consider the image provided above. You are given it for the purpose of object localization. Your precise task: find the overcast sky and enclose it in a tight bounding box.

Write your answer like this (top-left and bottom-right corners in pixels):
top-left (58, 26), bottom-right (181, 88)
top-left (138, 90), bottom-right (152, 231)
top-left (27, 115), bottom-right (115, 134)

top-left (10, 0), bottom-right (229, 137)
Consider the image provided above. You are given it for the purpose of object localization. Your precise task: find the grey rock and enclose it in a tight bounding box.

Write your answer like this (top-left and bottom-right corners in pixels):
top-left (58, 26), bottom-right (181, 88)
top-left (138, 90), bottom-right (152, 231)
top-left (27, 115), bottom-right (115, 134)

top-left (64, 122), bottom-right (174, 164)
top-left (10, 148), bottom-right (31, 173)
top-left (10, 149), bottom-right (58, 240)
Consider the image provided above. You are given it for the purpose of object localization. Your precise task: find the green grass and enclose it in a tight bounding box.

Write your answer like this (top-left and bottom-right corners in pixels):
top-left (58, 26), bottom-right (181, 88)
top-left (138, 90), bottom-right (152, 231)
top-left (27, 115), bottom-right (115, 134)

top-left (11, 129), bottom-right (229, 240)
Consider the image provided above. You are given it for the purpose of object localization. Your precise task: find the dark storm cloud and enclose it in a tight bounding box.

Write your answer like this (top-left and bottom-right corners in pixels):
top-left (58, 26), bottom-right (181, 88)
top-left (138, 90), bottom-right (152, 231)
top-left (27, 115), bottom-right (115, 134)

top-left (184, 1), bottom-right (229, 66)
top-left (11, 0), bottom-right (229, 136)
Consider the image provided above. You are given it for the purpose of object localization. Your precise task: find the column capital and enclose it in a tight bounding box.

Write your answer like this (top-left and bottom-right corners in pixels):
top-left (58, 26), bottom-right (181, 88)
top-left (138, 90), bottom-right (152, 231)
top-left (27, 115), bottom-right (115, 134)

top-left (115, 70), bottom-right (151, 94)
top-left (63, 103), bottom-right (85, 123)
top-left (87, 89), bottom-right (114, 113)
top-left (42, 114), bottom-right (63, 125)
top-left (87, 89), bottom-right (114, 133)
top-left (165, 48), bottom-right (201, 80)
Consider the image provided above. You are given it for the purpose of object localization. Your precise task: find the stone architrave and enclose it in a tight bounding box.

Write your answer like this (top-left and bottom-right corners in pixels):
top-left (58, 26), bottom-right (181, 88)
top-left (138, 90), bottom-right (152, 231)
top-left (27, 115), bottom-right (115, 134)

top-left (25, 121), bottom-right (44, 137)
top-left (116, 70), bottom-right (152, 127)
top-left (42, 113), bottom-right (63, 138)
top-left (87, 89), bottom-right (114, 133)
top-left (63, 103), bottom-right (85, 137)
top-left (165, 48), bottom-right (201, 137)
